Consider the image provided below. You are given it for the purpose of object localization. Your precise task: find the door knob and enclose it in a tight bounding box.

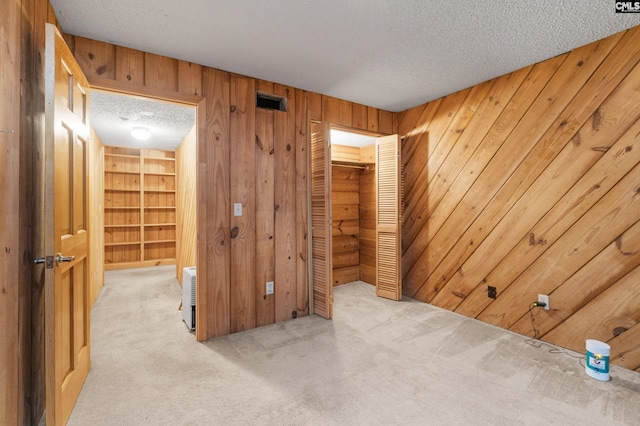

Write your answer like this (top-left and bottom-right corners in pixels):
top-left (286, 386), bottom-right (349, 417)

top-left (55, 253), bottom-right (75, 266)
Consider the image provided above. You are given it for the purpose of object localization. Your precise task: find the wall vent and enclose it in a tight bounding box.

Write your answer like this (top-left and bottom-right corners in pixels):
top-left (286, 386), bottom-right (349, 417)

top-left (256, 92), bottom-right (287, 111)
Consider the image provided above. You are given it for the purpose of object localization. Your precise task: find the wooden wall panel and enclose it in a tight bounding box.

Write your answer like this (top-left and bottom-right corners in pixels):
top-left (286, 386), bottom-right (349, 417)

top-left (7, 2), bottom-right (399, 423)
top-left (115, 46), bottom-right (145, 85)
top-left (294, 88), bottom-right (309, 317)
top-left (178, 61), bottom-right (203, 96)
top-left (360, 165), bottom-right (376, 284)
top-left (144, 52), bottom-right (178, 92)
top-left (89, 128), bottom-right (104, 305)
top-left (255, 91), bottom-right (276, 327)
top-left (2, 1), bottom-right (24, 424)
top-left (73, 36), bottom-right (115, 80)
top-left (201, 67), bottom-right (231, 339)
top-left (399, 26), bottom-right (640, 369)
top-left (274, 84), bottom-right (297, 322)
top-left (229, 75), bottom-right (256, 332)
top-left (47, 33), bottom-right (395, 343)
top-left (176, 126), bottom-right (197, 283)
top-left (332, 166), bottom-right (360, 286)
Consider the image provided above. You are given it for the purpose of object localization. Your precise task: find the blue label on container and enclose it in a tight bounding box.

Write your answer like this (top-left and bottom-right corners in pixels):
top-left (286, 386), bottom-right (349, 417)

top-left (586, 350), bottom-right (609, 373)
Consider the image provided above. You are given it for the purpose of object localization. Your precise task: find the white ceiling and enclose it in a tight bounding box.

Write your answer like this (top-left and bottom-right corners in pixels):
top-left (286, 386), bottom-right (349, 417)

top-left (51, 1), bottom-right (640, 113)
top-left (56, 0), bottom-right (640, 149)
top-left (90, 91), bottom-right (195, 150)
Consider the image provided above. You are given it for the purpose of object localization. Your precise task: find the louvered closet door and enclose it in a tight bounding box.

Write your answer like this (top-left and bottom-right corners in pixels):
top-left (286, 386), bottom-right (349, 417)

top-left (310, 122), bottom-right (333, 318)
top-left (376, 134), bottom-right (402, 300)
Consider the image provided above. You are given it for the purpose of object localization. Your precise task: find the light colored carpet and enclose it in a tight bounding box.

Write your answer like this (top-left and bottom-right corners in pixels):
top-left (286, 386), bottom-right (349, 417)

top-left (68, 265), bottom-right (640, 425)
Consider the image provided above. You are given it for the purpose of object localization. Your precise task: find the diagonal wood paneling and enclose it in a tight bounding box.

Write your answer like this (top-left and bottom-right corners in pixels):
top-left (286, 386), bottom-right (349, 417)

top-left (399, 25), bottom-right (640, 370)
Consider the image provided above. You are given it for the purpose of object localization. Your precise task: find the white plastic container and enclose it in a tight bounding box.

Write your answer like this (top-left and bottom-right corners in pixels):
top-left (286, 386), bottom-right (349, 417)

top-left (585, 339), bottom-right (610, 381)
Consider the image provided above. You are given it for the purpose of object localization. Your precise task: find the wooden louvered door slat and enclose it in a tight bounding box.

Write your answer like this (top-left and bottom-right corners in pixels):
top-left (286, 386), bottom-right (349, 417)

top-left (310, 121), bottom-right (333, 318)
top-left (376, 134), bottom-right (402, 300)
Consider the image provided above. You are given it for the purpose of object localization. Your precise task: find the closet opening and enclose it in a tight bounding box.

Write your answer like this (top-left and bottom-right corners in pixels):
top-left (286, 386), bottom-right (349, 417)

top-left (330, 129), bottom-right (378, 287)
top-left (309, 122), bottom-right (403, 320)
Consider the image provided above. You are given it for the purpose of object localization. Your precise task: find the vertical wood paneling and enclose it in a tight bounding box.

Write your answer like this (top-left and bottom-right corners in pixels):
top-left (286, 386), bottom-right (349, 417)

top-left (73, 36), bottom-right (115, 80)
top-left (352, 103), bottom-right (367, 129)
top-left (367, 106), bottom-right (379, 132)
top-left (400, 26), bottom-right (640, 369)
top-left (229, 75), bottom-right (256, 332)
top-left (176, 126), bottom-right (197, 282)
top-left (322, 95), bottom-right (341, 125)
top-left (359, 165), bottom-right (376, 284)
top-left (202, 67), bottom-right (231, 338)
top-left (144, 52), bottom-right (178, 91)
top-left (308, 92), bottom-right (322, 122)
top-left (1, 0), bottom-right (23, 424)
top-left (89, 129), bottom-right (104, 305)
top-left (274, 84), bottom-right (297, 322)
top-left (115, 46), bottom-right (145, 85)
top-left (255, 92), bottom-right (276, 327)
top-left (294, 88), bottom-right (309, 317)
top-left (178, 61), bottom-right (203, 96)
top-left (338, 99), bottom-right (353, 127)
top-left (8, 4), bottom-right (400, 423)
top-left (332, 167), bottom-right (360, 285)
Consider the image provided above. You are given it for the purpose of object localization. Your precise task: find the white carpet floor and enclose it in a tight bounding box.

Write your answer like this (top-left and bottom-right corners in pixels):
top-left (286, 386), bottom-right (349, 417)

top-left (68, 265), bottom-right (640, 425)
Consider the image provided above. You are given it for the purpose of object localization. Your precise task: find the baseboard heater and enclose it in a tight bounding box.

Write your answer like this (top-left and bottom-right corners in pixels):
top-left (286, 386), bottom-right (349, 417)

top-left (182, 267), bottom-right (196, 330)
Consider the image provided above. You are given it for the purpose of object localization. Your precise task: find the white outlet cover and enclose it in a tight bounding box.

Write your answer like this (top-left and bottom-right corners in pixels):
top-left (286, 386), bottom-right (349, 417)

top-left (538, 294), bottom-right (550, 311)
top-left (234, 203), bottom-right (242, 216)
top-left (266, 281), bottom-right (274, 295)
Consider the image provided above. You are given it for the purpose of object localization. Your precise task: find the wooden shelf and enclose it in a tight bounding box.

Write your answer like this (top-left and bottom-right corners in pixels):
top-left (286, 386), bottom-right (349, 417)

top-left (104, 146), bottom-right (177, 268)
top-left (105, 170), bottom-right (140, 175)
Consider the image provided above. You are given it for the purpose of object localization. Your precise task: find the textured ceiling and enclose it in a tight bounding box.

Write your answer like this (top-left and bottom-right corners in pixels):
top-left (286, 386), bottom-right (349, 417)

top-left (90, 91), bottom-right (195, 151)
top-left (51, 1), bottom-right (640, 113)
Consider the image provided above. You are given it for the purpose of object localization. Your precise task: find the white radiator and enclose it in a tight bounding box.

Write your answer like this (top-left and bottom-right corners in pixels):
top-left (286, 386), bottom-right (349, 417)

top-left (182, 267), bottom-right (196, 330)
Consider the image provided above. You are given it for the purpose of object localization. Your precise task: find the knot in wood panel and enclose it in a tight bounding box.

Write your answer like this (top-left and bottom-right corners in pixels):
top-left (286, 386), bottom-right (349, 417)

top-left (230, 227), bottom-right (239, 239)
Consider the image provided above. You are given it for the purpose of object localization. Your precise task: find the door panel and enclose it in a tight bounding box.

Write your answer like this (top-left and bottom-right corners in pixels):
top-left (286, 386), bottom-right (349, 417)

top-left (376, 135), bottom-right (402, 300)
top-left (310, 121), bottom-right (333, 318)
top-left (45, 23), bottom-right (91, 426)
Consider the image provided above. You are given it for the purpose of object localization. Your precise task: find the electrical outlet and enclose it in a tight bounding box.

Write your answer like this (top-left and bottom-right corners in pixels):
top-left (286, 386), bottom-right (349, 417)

top-left (538, 294), bottom-right (550, 310)
top-left (234, 203), bottom-right (242, 217)
top-left (266, 281), bottom-right (274, 295)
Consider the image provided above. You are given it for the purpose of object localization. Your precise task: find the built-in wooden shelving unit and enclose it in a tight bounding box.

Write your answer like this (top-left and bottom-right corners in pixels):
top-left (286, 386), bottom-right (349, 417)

top-left (104, 146), bottom-right (177, 270)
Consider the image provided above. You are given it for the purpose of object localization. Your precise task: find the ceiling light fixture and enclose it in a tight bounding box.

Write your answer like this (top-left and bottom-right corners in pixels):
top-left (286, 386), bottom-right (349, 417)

top-left (131, 127), bottom-right (151, 141)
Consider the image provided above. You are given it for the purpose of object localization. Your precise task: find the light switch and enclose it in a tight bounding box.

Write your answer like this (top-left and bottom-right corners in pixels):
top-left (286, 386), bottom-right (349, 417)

top-left (234, 203), bottom-right (242, 216)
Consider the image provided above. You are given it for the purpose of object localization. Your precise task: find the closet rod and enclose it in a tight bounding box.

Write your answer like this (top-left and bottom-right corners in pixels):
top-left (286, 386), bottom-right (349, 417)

top-left (332, 162), bottom-right (368, 170)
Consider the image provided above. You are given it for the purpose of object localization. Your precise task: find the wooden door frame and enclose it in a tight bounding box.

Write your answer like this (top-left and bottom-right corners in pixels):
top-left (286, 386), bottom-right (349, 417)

top-left (85, 76), bottom-right (206, 339)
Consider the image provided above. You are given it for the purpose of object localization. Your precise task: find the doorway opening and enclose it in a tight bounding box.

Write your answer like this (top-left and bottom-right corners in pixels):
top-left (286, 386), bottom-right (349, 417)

top-left (329, 128), bottom-right (377, 287)
top-left (309, 122), bottom-right (403, 320)
top-left (89, 89), bottom-right (198, 303)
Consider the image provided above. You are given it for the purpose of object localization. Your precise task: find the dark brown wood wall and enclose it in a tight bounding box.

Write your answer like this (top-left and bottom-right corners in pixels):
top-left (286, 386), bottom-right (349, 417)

top-left (60, 33), bottom-right (396, 341)
top-left (399, 26), bottom-right (640, 371)
top-left (1, 0), bottom-right (60, 424)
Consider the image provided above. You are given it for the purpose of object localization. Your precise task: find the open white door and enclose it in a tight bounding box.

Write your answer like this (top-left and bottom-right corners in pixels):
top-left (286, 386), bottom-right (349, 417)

top-left (375, 134), bottom-right (402, 300)
top-left (43, 23), bottom-right (91, 425)
top-left (310, 121), bottom-right (333, 318)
